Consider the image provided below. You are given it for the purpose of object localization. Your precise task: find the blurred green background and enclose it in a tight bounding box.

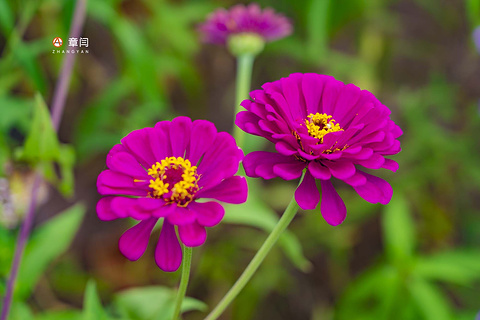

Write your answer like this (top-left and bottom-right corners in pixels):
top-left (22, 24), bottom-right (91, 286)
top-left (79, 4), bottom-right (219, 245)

top-left (0, 0), bottom-right (480, 319)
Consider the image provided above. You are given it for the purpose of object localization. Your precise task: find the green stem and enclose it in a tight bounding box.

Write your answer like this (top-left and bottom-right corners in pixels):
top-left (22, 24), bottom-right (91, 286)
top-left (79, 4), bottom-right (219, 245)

top-left (233, 54), bottom-right (255, 149)
top-left (172, 245), bottom-right (193, 320)
top-left (204, 173), bottom-right (304, 320)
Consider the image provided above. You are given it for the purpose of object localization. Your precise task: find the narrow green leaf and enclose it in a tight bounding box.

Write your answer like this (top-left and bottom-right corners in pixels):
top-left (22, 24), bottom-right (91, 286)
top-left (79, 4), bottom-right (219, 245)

top-left (35, 310), bottom-right (83, 320)
top-left (306, 0), bottom-right (331, 58)
top-left (382, 193), bottom-right (415, 264)
top-left (337, 265), bottom-right (401, 320)
top-left (14, 41), bottom-right (47, 93)
top-left (413, 250), bottom-right (480, 285)
top-left (16, 93), bottom-right (60, 164)
top-left (83, 280), bottom-right (110, 320)
top-left (0, 96), bottom-right (33, 134)
top-left (57, 145), bottom-right (76, 197)
top-left (408, 278), bottom-right (452, 320)
top-left (466, 0), bottom-right (480, 27)
top-left (15, 204), bottom-right (85, 299)
top-left (114, 286), bottom-right (206, 320)
top-left (0, 0), bottom-right (14, 37)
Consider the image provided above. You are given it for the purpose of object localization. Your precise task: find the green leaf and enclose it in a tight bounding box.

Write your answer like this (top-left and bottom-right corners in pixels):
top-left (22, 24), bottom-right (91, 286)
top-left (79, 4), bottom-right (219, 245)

top-left (16, 93), bottom-right (60, 164)
top-left (15, 204), bottom-right (85, 299)
top-left (0, 135), bottom-right (9, 176)
top-left (0, 96), bottom-right (33, 134)
top-left (408, 278), bottom-right (452, 320)
top-left (337, 265), bottom-right (402, 320)
top-left (466, 0), bottom-right (480, 27)
top-left (14, 41), bottom-right (47, 93)
top-left (113, 286), bottom-right (207, 320)
top-left (306, 0), bottom-right (331, 57)
top-left (382, 193), bottom-right (415, 264)
top-left (83, 280), bottom-right (110, 320)
top-left (0, 0), bottom-right (13, 36)
top-left (223, 186), bottom-right (311, 272)
top-left (57, 145), bottom-right (76, 197)
top-left (35, 310), bottom-right (83, 320)
top-left (413, 250), bottom-right (480, 285)
top-left (9, 302), bottom-right (34, 320)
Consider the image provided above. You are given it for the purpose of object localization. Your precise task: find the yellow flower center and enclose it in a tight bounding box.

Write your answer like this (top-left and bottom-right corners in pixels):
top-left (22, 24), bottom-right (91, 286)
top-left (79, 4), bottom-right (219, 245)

top-left (305, 113), bottom-right (343, 143)
top-left (147, 157), bottom-right (199, 207)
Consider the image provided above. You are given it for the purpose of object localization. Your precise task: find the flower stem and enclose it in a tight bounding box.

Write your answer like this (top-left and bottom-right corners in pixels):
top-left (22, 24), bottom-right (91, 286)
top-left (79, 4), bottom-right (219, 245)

top-left (233, 54), bottom-right (255, 149)
top-left (204, 173), bottom-right (304, 320)
top-left (172, 245), bottom-right (193, 320)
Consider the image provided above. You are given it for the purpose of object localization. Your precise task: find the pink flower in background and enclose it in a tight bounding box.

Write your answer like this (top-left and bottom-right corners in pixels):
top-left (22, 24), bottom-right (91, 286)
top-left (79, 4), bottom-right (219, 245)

top-left (198, 3), bottom-right (292, 45)
top-left (97, 117), bottom-right (247, 271)
top-left (236, 73), bottom-right (402, 226)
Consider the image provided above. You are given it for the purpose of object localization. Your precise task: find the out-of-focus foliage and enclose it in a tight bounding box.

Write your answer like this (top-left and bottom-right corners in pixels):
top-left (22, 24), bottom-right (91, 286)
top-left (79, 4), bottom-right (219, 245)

top-left (0, 0), bottom-right (479, 319)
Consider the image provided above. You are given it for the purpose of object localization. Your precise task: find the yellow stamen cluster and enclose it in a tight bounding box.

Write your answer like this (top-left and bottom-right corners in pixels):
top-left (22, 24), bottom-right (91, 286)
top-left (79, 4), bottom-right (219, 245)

top-left (147, 157), bottom-right (199, 207)
top-left (305, 113), bottom-right (343, 143)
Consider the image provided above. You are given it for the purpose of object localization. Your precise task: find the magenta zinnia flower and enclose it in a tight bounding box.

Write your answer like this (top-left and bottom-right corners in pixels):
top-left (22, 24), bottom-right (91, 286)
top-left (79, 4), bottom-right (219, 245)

top-left (236, 73), bottom-right (402, 226)
top-left (198, 3), bottom-right (292, 45)
top-left (96, 117), bottom-right (247, 271)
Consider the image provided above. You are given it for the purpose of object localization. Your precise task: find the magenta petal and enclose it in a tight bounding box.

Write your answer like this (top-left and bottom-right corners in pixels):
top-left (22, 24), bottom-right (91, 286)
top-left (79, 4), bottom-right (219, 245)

top-left (189, 120), bottom-right (217, 165)
top-left (97, 170), bottom-right (148, 196)
top-left (326, 161), bottom-right (356, 180)
top-left (166, 205), bottom-right (196, 225)
top-left (178, 222), bottom-right (207, 247)
top-left (382, 159), bottom-right (399, 172)
top-left (96, 197), bottom-right (118, 221)
top-left (197, 176), bottom-right (248, 204)
top-left (353, 171), bottom-right (393, 205)
top-left (273, 162), bottom-right (305, 180)
top-left (320, 179), bottom-right (346, 226)
top-left (169, 116), bottom-right (192, 157)
top-left (343, 171), bottom-right (367, 186)
top-left (308, 161), bottom-right (331, 180)
top-left (155, 221), bottom-right (182, 272)
top-left (356, 153), bottom-right (385, 169)
top-left (294, 170), bottom-right (320, 210)
top-left (111, 197), bottom-right (150, 220)
top-left (106, 151), bottom-right (147, 178)
top-left (121, 128), bottom-right (155, 168)
top-left (243, 151), bottom-right (299, 179)
top-left (149, 127), bottom-right (169, 161)
top-left (118, 218), bottom-right (158, 261)
top-left (189, 201), bottom-right (225, 227)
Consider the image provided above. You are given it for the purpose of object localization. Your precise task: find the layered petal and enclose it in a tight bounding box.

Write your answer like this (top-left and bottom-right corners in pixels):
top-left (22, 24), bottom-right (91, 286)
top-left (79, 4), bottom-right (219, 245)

top-left (155, 221), bottom-right (182, 272)
top-left (353, 171), bottom-right (393, 205)
top-left (119, 218), bottom-right (158, 261)
top-left (295, 170), bottom-right (320, 210)
top-left (320, 180), bottom-right (346, 226)
top-left (197, 176), bottom-right (248, 204)
top-left (243, 151), bottom-right (306, 179)
top-left (189, 201), bottom-right (225, 227)
top-left (178, 222), bottom-right (207, 247)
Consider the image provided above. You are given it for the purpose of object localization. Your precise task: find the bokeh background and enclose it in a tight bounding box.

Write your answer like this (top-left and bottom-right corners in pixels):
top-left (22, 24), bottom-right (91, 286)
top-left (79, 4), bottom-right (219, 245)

top-left (1, 0), bottom-right (480, 319)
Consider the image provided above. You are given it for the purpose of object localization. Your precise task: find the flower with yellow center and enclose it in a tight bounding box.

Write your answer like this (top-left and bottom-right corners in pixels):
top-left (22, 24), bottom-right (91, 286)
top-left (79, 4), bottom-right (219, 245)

top-left (304, 113), bottom-right (343, 143)
top-left (147, 157), bottom-right (199, 207)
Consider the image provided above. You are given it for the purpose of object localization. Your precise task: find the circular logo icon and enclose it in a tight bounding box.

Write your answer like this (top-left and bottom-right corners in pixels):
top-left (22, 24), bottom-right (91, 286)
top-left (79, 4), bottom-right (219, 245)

top-left (52, 37), bottom-right (63, 48)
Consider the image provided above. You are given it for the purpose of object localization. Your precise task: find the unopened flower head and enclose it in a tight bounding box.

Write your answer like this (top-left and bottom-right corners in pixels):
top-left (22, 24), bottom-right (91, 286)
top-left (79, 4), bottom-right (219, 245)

top-left (97, 117), bottom-right (247, 271)
top-left (199, 3), bottom-right (292, 56)
top-left (236, 73), bottom-right (402, 226)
